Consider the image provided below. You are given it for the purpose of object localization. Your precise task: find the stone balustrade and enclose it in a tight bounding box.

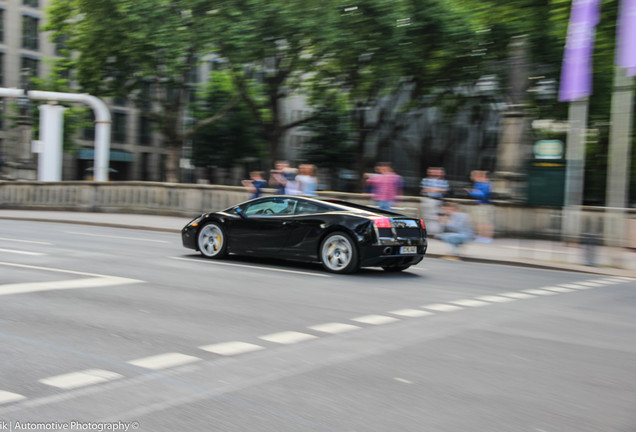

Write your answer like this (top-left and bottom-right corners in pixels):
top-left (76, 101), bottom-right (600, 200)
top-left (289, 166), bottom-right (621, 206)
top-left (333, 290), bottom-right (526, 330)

top-left (1, 180), bottom-right (634, 247)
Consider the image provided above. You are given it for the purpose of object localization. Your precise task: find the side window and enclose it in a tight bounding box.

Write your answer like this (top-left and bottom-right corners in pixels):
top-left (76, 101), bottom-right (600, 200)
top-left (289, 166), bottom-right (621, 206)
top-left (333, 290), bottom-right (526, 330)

top-left (243, 198), bottom-right (298, 216)
top-left (296, 201), bottom-right (328, 214)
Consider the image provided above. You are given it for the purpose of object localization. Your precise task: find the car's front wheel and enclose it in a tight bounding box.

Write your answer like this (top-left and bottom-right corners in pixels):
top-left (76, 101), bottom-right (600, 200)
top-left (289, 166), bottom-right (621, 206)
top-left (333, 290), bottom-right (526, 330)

top-left (320, 232), bottom-right (360, 274)
top-left (197, 222), bottom-right (228, 259)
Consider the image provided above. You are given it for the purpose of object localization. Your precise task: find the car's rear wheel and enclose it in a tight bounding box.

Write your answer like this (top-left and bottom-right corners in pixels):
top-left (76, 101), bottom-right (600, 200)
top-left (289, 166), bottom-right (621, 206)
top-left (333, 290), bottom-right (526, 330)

top-left (197, 222), bottom-right (228, 259)
top-left (320, 232), bottom-right (359, 274)
top-left (382, 265), bottom-right (411, 272)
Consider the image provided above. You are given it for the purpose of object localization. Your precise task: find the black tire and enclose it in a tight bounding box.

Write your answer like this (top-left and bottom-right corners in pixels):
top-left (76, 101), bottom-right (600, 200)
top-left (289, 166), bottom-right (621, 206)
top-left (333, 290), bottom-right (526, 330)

top-left (197, 222), bottom-right (228, 259)
top-left (382, 265), bottom-right (411, 272)
top-left (320, 232), bottom-right (360, 274)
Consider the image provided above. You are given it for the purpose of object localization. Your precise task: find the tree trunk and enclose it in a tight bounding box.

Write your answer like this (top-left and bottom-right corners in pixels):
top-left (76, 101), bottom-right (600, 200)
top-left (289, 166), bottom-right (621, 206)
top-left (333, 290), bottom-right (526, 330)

top-left (165, 140), bottom-right (181, 183)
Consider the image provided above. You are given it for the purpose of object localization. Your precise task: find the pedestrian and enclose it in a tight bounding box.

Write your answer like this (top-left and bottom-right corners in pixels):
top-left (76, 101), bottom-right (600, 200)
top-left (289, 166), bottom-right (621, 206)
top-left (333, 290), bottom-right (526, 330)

top-left (269, 160), bottom-right (293, 194)
top-left (437, 201), bottom-right (475, 259)
top-left (296, 164), bottom-right (318, 196)
top-left (365, 162), bottom-right (403, 211)
top-left (466, 170), bottom-right (494, 243)
top-left (420, 167), bottom-right (449, 235)
top-left (241, 171), bottom-right (267, 199)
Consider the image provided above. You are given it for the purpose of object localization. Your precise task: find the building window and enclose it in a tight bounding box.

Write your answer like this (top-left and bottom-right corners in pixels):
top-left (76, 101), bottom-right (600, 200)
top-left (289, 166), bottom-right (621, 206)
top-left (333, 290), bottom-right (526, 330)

top-left (22, 15), bottom-right (39, 51)
top-left (112, 111), bottom-right (127, 143)
top-left (23, 0), bottom-right (39, 8)
top-left (138, 116), bottom-right (152, 146)
top-left (83, 111), bottom-right (95, 141)
top-left (0, 9), bottom-right (4, 43)
top-left (21, 56), bottom-right (39, 78)
top-left (137, 81), bottom-right (152, 111)
top-left (113, 96), bottom-right (127, 107)
top-left (54, 33), bottom-right (69, 56)
top-left (0, 52), bottom-right (4, 87)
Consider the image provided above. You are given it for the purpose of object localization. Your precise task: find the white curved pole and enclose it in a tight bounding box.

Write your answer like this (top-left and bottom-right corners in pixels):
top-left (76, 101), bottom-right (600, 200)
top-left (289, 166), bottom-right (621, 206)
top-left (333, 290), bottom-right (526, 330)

top-left (0, 88), bottom-right (111, 181)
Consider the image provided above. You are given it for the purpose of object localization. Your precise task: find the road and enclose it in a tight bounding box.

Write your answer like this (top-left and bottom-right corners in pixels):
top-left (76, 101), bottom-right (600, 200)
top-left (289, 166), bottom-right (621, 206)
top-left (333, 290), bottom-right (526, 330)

top-left (0, 219), bottom-right (635, 432)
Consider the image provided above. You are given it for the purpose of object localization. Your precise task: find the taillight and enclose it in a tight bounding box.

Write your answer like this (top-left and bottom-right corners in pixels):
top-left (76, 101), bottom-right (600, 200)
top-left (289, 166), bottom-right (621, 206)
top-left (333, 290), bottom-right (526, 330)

top-left (419, 219), bottom-right (426, 229)
top-left (372, 217), bottom-right (392, 228)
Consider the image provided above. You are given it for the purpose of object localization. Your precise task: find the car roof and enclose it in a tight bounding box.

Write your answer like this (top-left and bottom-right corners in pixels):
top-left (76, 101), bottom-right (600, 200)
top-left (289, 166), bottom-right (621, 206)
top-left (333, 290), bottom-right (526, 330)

top-left (227, 195), bottom-right (400, 217)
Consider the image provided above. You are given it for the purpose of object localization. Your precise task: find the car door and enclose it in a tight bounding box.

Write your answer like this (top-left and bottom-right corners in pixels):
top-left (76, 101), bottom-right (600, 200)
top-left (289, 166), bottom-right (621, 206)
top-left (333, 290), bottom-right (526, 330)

top-left (279, 199), bottom-right (331, 260)
top-left (228, 197), bottom-right (298, 256)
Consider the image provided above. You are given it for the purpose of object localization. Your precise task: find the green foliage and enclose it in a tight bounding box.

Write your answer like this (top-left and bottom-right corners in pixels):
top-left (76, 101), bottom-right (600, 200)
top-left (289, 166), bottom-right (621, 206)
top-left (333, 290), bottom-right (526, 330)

top-left (301, 97), bottom-right (355, 172)
top-left (191, 71), bottom-right (265, 168)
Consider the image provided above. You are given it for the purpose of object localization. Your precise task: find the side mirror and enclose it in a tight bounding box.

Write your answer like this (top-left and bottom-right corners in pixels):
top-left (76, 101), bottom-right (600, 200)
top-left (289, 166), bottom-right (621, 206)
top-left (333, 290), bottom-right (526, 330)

top-left (236, 206), bottom-right (247, 219)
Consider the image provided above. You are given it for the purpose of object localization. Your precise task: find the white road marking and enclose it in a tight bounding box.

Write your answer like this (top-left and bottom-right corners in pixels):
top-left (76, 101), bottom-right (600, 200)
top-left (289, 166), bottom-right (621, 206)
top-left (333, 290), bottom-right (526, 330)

top-left (576, 281), bottom-right (603, 287)
top-left (450, 299), bottom-right (490, 307)
top-left (259, 331), bottom-right (318, 344)
top-left (500, 292), bottom-right (536, 299)
top-left (0, 261), bottom-right (132, 278)
top-left (389, 308), bottom-right (435, 317)
top-left (0, 390), bottom-right (26, 405)
top-left (421, 303), bottom-right (463, 312)
top-left (127, 353), bottom-right (201, 370)
top-left (199, 341), bottom-right (265, 356)
top-left (558, 283), bottom-right (585, 289)
top-left (542, 286), bottom-right (576, 293)
top-left (476, 295), bottom-right (515, 303)
top-left (0, 237), bottom-right (52, 245)
top-left (590, 280), bottom-right (616, 285)
top-left (0, 277), bottom-right (143, 297)
top-left (39, 369), bottom-right (122, 390)
top-left (523, 289), bottom-right (558, 296)
top-left (308, 322), bottom-right (361, 334)
top-left (171, 256), bottom-right (331, 278)
top-left (560, 283), bottom-right (593, 290)
top-left (66, 231), bottom-right (170, 243)
top-left (0, 248), bottom-right (45, 256)
top-left (351, 315), bottom-right (400, 325)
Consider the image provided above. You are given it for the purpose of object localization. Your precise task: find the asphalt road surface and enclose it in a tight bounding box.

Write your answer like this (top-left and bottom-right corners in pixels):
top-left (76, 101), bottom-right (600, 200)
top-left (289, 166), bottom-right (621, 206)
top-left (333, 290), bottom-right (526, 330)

top-left (0, 220), bottom-right (635, 432)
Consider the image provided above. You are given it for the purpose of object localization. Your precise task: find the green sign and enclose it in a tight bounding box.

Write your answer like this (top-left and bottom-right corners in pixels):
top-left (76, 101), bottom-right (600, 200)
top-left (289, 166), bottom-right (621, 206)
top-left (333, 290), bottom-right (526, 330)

top-left (534, 140), bottom-right (564, 159)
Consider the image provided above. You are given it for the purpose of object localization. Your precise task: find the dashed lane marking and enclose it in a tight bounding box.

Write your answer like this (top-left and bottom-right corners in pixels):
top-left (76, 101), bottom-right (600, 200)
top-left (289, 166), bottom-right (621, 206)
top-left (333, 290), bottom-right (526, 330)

top-left (543, 286), bottom-right (576, 293)
top-left (0, 390), bottom-right (26, 405)
top-left (574, 281), bottom-right (604, 287)
top-left (0, 237), bottom-right (52, 245)
top-left (450, 299), bottom-right (491, 307)
top-left (500, 292), bottom-right (536, 299)
top-left (259, 331), bottom-right (318, 344)
top-left (0, 248), bottom-right (45, 256)
top-left (558, 283), bottom-right (587, 289)
top-left (389, 309), bottom-right (435, 317)
top-left (199, 341), bottom-right (265, 356)
top-left (39, 369), bottom-right (122, 390)
top-left (421, 303), bottom-right (464, 312)
top-left (308, 323), bottom-right (361, 334)
top-left (0, 277), bottom-right (143, 297)
top-left (127, 353), bottom-right (201, 370)
top-left (170, 256), bottom-right (331, 278)
top-left (351, 315), bottom-right (400, 325)
top-left (523, 289), bottom-right (558, 296)
top-left (65, 231), bottom-right (170, 243)
top-left (476, 295), bottom-right (515, 303)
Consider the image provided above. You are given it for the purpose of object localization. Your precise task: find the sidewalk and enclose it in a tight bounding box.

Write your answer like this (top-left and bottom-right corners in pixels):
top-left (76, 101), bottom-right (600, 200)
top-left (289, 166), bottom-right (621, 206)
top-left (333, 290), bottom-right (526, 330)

top-left (1, 209), bottom-right (634, 277)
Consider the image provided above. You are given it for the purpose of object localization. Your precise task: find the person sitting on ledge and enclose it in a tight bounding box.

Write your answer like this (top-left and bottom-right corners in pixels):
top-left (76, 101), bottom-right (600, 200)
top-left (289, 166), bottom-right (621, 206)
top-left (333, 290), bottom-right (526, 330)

top-left (437, 201), bottom-right (475, 260)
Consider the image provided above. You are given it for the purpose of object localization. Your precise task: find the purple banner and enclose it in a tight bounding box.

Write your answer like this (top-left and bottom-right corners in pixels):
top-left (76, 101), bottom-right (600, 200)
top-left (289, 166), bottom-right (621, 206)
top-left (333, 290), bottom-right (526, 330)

top-left (558, 0), bottom-right (602, 102)
top-left (616, 0), bottom-right (636, 76)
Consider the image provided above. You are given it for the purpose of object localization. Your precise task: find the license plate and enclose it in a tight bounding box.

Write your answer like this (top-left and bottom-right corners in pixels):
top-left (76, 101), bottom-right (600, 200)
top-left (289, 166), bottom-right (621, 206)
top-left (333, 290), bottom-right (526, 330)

top-left (400, 246), bottom-right (417, 254)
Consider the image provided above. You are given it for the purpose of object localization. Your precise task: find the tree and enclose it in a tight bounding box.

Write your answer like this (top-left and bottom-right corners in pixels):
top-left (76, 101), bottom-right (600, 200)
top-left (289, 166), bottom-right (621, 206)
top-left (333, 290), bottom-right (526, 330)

top-left (208, 0), bottom-right (335, 169)
top-left (191, 70), bottom-right (265, 172)
top-left (46, 0), bottom-right (238, 182)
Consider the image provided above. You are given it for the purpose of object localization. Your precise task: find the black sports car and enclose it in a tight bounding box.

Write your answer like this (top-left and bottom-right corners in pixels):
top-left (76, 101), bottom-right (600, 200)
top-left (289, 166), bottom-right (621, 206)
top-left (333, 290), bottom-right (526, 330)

top-left (181, 196), bottom-right (427, 273)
